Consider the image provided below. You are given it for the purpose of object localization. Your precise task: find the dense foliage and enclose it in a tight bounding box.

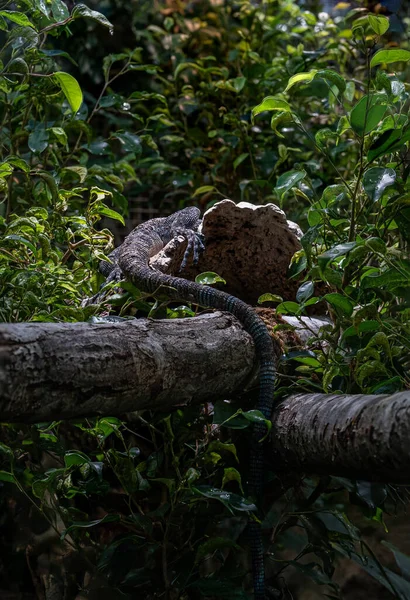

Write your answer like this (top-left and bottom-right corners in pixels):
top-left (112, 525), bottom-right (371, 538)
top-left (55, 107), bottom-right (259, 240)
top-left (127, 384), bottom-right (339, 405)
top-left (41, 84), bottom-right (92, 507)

top-left (0, 0), bottom-right (410, 598)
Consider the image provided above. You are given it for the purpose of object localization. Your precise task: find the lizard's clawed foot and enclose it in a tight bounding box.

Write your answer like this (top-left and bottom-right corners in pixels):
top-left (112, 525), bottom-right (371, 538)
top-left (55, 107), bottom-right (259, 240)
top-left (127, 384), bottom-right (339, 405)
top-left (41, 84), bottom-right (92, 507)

top-left (180, 230), bottom-right (205, 270)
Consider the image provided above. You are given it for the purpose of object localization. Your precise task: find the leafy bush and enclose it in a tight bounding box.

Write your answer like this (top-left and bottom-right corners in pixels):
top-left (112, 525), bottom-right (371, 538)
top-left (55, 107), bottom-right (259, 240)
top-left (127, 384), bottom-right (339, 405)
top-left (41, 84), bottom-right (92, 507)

top-left (0, 1), bottom-right (410, 599)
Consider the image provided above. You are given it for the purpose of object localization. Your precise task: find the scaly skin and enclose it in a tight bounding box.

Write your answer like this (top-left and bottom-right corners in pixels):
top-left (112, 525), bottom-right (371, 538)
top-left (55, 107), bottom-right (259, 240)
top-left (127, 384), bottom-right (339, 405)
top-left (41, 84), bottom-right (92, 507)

top-left (100, 207), bottom-right (275, 599)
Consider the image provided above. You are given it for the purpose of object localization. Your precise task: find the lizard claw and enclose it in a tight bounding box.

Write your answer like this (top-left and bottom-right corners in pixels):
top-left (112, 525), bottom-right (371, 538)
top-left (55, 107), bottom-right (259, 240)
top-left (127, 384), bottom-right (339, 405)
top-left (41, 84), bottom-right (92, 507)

top-left (180, 231), bottom-right (205, 270)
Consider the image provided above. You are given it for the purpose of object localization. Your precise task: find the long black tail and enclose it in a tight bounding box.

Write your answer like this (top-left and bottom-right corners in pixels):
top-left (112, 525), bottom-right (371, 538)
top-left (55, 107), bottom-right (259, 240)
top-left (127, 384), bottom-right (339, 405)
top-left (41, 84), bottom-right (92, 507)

top-left (118, 233), bottom-right (276, 599)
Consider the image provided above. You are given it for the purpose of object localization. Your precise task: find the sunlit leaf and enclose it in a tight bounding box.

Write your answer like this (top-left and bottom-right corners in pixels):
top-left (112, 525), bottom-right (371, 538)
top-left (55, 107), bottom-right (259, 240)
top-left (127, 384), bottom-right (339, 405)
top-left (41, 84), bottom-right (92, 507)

top-left (363, 167), bottom-right (396, 202)
top-left (195, 272), bottom-right (226, 285)
top-left (370, 49), bottom-right (410, 68)
top-left (54, 72), bottom-right (83, 114)
top-left (252, 96), bottom-right (291, 121)
top-left (284, 70), bottom-right (317, 92)
top-left (72, 4), bottom-right (114, 33)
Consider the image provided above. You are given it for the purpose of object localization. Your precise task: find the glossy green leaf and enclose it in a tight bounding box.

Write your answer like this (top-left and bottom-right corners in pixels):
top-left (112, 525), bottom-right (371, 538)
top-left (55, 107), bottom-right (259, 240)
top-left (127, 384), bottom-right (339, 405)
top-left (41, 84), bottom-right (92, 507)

top-left (257, 293), bottom-right (283, 304)
top-left (252, 96), bottom-right (291, 121)
top-left (0, 10), bottom-right (35, 28)
top-left (51, 0), bottom-right (70, 20)
top-left (276, 301), bottom-right (300, 315)
top-left (0, 470), bottom-right (15, 483)
top-left (54, 72), bottom-right (83, 114)
top-left (270, 110), bottom-right (293, 137)
top-left (195, 272), bottom-right (226, 285)
top-left (316, 69), bottom-right (346, 93)
top-left (275, 169), bottom-right (306, 199)
top-left (97, 205), bottom-right (125, 225)
top-left (222, 467), bottom-right (243, 492)
top-left (72, 4), bottom-right (114, 32)
top-left (62, 515), bottom-right (120, 538)
top-left (233, 153), bottom-right (248, 170)
top-left (344, 81), bottom-right (355, 102)
top-left (350, 93), bottom-right (388, 135)
top-left (368, 15), bottom-right (389, 35)
top-left (368, 126), bottom-right (410, 162)
top-left (193, 485), bottom-right (257, 512)
top-left (362, 268), bottom-right (409, 291)
top-left (363, 167), bottom-right (396, 202)
top-left (28, 126), bottom-right (49, 154)
top-left (383, 542), bottom-right (410, 581)
top-left (296, 281), bottom-right (314, 303)
top-left (318, 242), bottom-right (357, 270)
top-left (370, 49), bottom-right (410, 68)
top-left (4, 235), bottom-right (37, 254)
top-left (324, 293), bottom-right (354, 316)
top-left (114, 132), bottom-right (142, 154)
top-left (6, 156), bottom-right (29, 172)
top-left (64, 450), bottom-right (90, 467)
top-left (284, 70), bottom-right (317, 92)
top-left (192, 185), bottom-right (216, 196)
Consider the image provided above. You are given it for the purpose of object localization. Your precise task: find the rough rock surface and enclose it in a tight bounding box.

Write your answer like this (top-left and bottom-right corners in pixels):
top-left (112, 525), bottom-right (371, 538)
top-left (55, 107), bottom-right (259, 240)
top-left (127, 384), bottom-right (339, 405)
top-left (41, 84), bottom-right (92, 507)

top-left (153, 199), bottom-right (303, 305)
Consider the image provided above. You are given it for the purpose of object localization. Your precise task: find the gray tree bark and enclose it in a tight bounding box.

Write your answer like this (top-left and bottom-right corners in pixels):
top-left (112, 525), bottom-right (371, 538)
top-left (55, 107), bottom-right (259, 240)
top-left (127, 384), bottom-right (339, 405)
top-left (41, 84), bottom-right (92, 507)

top-left (270, 391), bottom-right (410, 483)
top-left (1, 315), bottom-right (409, 483)
top-left (0, 312), bottom-right (256, 422)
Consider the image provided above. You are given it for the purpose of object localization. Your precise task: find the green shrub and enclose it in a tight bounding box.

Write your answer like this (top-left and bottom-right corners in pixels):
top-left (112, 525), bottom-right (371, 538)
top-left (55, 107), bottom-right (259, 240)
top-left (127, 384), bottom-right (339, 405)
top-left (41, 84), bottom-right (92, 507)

top-left (0, 1), bottom-right (409, 599)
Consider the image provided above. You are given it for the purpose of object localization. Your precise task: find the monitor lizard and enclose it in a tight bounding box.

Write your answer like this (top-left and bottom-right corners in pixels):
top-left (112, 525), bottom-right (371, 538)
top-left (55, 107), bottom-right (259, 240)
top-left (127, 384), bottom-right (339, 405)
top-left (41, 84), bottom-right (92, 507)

top-left (96, 206), bottom-right (276, 599)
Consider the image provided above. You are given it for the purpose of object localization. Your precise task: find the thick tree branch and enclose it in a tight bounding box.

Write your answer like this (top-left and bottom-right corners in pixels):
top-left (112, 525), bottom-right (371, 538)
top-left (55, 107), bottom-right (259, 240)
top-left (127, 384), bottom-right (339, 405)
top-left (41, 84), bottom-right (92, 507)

top-left (0, 313), bottom-right (257, 422)
top-left (270, 391), bottom-right (410, 483)
top-left (1, 316), bottom-right (409, 483)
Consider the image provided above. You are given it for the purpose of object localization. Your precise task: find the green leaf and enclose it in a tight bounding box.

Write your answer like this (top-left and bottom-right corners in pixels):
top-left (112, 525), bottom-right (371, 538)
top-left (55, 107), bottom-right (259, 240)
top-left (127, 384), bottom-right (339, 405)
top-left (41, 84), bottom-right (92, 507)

top-left (363, 167), bottom-right (396, 202)
top-left (28, 125), bottom-right (49, 154)
top-left (195, 272), bottom-right (226, 285)
top-left (232, 76), bottom-right (246, 92)
top-left (370, 49), bottom-right (410, 68)
top-left (350, 93), bottom-right (388, 136)
top-left (64, 450), bottom-right (90, 467)
top-left (222, 467), bottom-right (243, 492)
top-left (284, 70), bottom-right (317, 92)
top-left (318, 242), bottom-right (357, 270)
top-left (316, 69), bottom-right (346, 93)
top-left (383, 541), bottom-right (410, 581)
top-left (62, 515), bottom-right (120, 538)
top-left (315, 128), bottom-right (337, 150)
top-left (193, 485), bottom-right (256, 512)
top-left (54, 72), bottom-right (83, 114)
top-left (367, 126), bottom-right (410, 162)
top-left (4, 235), bottom-right (37, 254)
top-left (0, 162), bottom-right (13, 178)
top-left (296, 281), bottom-right (314, 303)
top-left (114, 132), bottom-right (142, 154)
top-left (257, 293), bottom-right (283, 304)
top-left (97, 205), bottom-right (125, 225)
top-left (213, 400), bottom-right (250, 429)
top-left (0, 11), bottom-right (35, 28)
top-left (323, 293), bottom-right (354, 317)
top-left (192, 185), bottom-right (216, 196)
top-left (362, 268), bottom-right (410, 292)
top-left (270, 111), bottom-right (293, 137)
top-left (233, 153), bottom-right (248, 170)
top-left (275, 169), bottom-right (306, 200)
top-left (51, 0), bottom-right (70, 20)
top-left (252, 96), bottom-right (291, 121)
top-left (368, 15), bottom-right (389, 35)
top-left (0, 470), bottom-right (15, 483)
top-left (242, 409), bottom-right (271, 440)
top-left (6, 156), bottom-right (30, 172)
top-left (49, 126), bottom-right (68, 145)
top-left (72, 4), bottom-right (114, 33)
top-left (344, 81), bottom-right (355, 102)
top-left (276, 301), bottom-right (300, 315)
